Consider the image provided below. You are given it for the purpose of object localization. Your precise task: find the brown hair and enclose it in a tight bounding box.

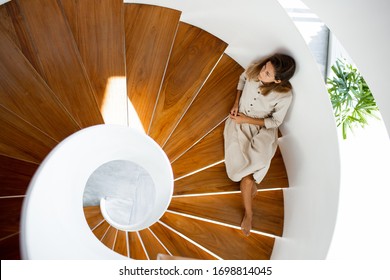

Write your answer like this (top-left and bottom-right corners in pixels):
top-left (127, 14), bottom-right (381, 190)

top-left (246, 53), bottom-right (296, 95)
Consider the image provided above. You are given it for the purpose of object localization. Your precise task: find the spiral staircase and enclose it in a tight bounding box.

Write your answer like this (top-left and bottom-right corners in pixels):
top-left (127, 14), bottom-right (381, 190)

top-left (0, 0), bottom-right (289, 260)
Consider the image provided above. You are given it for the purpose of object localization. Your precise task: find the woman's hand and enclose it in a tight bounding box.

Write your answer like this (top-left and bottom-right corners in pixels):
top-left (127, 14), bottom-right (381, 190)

top-left (230, 113), bottom-right (265, 126)
top-left (230, 103), bottom-right (239, 116)
top-left (230, 113), bottom-right (249, 124)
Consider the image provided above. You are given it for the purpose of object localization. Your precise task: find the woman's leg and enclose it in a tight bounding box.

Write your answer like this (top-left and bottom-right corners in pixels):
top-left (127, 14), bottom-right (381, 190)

top-left (240, 175), bottom-right (257, 236)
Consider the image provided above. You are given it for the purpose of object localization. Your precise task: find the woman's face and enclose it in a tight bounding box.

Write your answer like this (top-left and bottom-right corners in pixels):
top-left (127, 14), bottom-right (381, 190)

top-left (258, 61), bottom-right (281, 84)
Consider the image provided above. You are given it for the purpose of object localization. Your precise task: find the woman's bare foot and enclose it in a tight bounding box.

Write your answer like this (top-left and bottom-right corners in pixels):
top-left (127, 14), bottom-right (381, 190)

top-left (241, 213), bottom-right (252, 236)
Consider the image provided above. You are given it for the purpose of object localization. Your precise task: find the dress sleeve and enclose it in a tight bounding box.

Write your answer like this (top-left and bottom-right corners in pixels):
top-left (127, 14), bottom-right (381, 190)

top-left (237, 72), bottom-right (247, 91)
top-left (264, 92), bottom-right (293, 129)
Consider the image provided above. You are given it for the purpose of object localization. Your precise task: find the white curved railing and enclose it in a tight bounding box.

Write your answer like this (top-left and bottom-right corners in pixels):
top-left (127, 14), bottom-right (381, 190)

top-left (21, 125), bottom-right (173, 259)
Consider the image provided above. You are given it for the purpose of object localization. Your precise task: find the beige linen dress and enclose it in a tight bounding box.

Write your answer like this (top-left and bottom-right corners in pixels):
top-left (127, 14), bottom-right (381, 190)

top-left (224, 72), bottom-right (292, 183)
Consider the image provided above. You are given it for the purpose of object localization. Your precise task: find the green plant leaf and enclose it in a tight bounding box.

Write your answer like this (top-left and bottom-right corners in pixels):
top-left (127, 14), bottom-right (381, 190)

top-left (327, 58), bottom-right (378, 139)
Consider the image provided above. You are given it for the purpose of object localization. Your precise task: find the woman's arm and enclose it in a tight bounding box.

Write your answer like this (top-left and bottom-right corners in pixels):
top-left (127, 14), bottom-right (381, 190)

top-left (230, 90), bottom-right (242, 116)
top-left (230, 113), bottom-right (265, 127)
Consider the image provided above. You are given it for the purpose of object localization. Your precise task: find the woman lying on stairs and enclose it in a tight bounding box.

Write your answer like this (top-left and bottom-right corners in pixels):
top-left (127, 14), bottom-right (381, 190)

top-left (224, 53), bottom-right (296, 236)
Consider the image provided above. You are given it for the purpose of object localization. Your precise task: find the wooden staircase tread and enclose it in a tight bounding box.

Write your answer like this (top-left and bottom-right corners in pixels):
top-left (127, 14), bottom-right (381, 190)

top-left (83, 206), bottom-right (104, 230)
top-left (101, 226), bottom-right (117, 250)
top-left (174, 162), bottom-right (239, 195)
top-left (150, 222), bottom-right (217, 260)
top-left (163, 54), bottom-right (243, 162)
top-left (114, 230), bottom-right (128, 257)
top-left (171, 121), bottom-right (225, 179)
top-left (0, 105), bottom-right (57, 164)
top-left (92, 220), bottom-right (110, 240)
top-left (138, 228), bottom-right (169, 260)
top-left (1, 2), bottom-right (43, 74)
top-left (148, 22), bottom-right (228, 146)
top-left (128, 232), bottom-right (148, 260)
top-left (168, 190), bottom-right (284, 236)
top-left (0, 155), bottom-right (39, 197)
top-left (161, 211), bottom-right (275, 260)
top-left (62, 0), bottom-right (127, 125)
top-left (14, 0), bottom-right (104, 128)
top-left (0, 232), bottom-right (20, 260)
top-left (0, 197), bottom-right (23, 240)
top-left (0, 24), bottom-right (81, 142)
top-left (0, 3), bottom-right (21, 50)
top-left (125, 4), bottom-right (181, 131)
top-left (174, 148), bottom-right (288, 195)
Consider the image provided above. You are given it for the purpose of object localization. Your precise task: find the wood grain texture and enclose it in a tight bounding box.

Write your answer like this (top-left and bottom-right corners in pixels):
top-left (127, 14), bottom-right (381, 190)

top-left (0, 197), bottom-right (23, 239)
top-left (128, 232), bottom-right (148, 260)
top-left (83, 206), bottom-right (104, 230)
top-left (3, 1), bottom-right (44, 74)
top-left (174, 162), bottom-right (239, 195)
top-left (259, 147), bottom-right (289, 189)
top-left (0, 105), bottom-right (57, 163)
top-left (92, 221), bottom-right (110, 240)
top-left (163, 54), bottom-right (243, 162)
top-left (14, 0), bottom-right (104, 128)
top-left (138, 228), bottom-right (169, 260)
top-left (171, 121), bottom-right (225, 179)
top-left (125, 4), bottom-right (181, 131)
top-left (150, 222), bottom-right (217, 260)
top-left (61, 0), bottom-right (127, 125)
top-left (148, 22), bottom-right (228, 146)
top-left (0, 233), bottom-right (20, 260)
top-left (0, 3), bottom-right (21, 49)
top-left (114, 230), bottom-right (128, 257)
top-left (0, 155), bottom-right (38, 197)
top-left (0, 25), bottom-right (81, 142)
top-left (101, 226), bottom-right (117, 250)
top-left (174, 148), bottom-right (288, 195)
top-left (161, 212), bottom-right (275, 260)
top-left (169, 190), bottom-right (284, 236)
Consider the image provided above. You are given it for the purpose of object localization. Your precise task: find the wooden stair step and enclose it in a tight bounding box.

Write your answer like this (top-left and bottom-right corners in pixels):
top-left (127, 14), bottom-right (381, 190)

top-left (125, 4), bottom-right (181, 131)
top-left (61, 0), bottom-right (127, 125)
top-left (150, 222), bottom-right (217, 260)
top-left (0, 2), bottom-right (43, 74)
top-left (128, 232), bottom-right (148, 260)
top-left (83, 206), bottom-right (104, 230)
top-left (0, 197), bottom-right (23, 240)
top-left (163, 54), bottom-right (243, 162)
top-left (0, 155), bottom-right (38, 197)
top-left (92, 220), bottom-right (110, 240)
top-left (174, 162), bottom-right (239, 196)
top-left (114, 230), bottom-right (128, 257)
top-left (138, 228), bottom-right (169, 260)
top-left (160, 211), bottom-right (275, 260)
top-left (0, 25), bottom-right (80, 142)
top-left (13, 0), bottom-right (103, 128)
top-left (171, 121), bottom-right (225, 179)
top-left (0, 232), bottom-right (20, 260)
top-left (0, 105), bottom-right (57, 163)
top-left (0, 4), bottom-right (20, 48)
top-left (174, 148), bottom-right (288, 196)
top-left (148, 22), bottom-right (228, 146)
top-left (101, 226), bottom-right (117, 250)
top-left (169, 190), bottom-right (284, 237)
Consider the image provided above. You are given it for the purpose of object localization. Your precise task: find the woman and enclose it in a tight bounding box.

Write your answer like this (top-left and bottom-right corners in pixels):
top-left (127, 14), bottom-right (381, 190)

top-left (224, 53), bottom-right (296, 236)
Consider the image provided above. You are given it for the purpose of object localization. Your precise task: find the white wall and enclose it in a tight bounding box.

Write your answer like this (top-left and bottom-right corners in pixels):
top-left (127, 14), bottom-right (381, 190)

top-left (127, 0), bottom-right (341, 259)
top-left (302, 0), bottom-right (390, 137)
top-left (302, 0), bottom-right (390, 259)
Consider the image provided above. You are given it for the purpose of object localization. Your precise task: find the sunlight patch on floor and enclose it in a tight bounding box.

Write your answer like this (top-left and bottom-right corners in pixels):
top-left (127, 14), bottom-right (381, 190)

top-left (102, 76), bottom-right (145, 133)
